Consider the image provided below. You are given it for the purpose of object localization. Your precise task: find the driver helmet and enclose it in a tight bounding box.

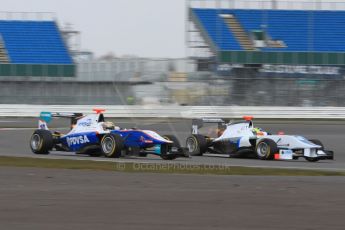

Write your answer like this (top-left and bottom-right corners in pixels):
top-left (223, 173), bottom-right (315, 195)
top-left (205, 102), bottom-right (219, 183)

top-left (252, 127), bottom-right (261, 133)
top-left (253, 127), bottom-right (267, 136)
top-left (102, 121), bottom-right (115, 130)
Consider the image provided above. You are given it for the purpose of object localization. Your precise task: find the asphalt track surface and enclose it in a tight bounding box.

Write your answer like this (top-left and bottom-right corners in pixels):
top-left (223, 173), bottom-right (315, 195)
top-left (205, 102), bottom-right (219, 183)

top-left (0, 167), bottom-right (344, 230)
top-left (0, 118), bottom-right (344, 171)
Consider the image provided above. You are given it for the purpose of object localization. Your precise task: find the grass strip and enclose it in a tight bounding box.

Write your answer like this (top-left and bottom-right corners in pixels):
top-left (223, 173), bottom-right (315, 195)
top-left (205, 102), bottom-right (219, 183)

top-left (0, 156), bottom-right (344, 176)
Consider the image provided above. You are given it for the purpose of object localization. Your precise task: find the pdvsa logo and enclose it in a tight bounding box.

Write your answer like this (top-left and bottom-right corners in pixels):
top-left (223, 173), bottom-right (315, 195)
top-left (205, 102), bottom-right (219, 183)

top-left (67, 135), bottom-right (90, 146)
top-left (79, 119), bottom-right (92, 127)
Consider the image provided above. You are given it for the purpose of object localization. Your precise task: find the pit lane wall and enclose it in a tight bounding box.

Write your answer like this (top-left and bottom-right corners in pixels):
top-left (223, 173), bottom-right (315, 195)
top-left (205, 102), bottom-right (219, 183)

top-left (1, 105), bottom-right (345, 119)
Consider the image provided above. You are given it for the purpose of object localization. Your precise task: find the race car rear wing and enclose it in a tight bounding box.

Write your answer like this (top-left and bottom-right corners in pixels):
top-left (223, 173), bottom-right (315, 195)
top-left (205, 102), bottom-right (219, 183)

top-left (51, 112), bottom-right (84, 118)
top-left (191, 118), bottom-right (228, 135)
top-left (39, 112), bottom-right (84, 130)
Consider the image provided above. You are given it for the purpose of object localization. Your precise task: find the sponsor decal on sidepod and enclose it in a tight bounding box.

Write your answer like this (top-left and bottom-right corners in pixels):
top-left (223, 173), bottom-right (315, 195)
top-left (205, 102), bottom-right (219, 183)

top-left (67, 135), bottom-right (90, 147)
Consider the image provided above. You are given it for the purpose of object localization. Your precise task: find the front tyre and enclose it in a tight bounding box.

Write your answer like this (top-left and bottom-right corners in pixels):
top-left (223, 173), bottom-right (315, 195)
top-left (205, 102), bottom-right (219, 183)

top-left (186, 134), bottom-right (207, 156)
top-left (101, 134), bottom-right (124, 158)
top-left (30, 130), bottom-right (54, 155)
top-left (255, 139), bottom-right (278, 160)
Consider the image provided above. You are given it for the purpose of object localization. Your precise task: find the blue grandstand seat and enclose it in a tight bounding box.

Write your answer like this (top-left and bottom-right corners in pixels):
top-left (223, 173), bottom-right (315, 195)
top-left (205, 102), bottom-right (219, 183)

top-left (0, 20), bottom-right (73, 64)
top-left (192, 8), bottom-right (345, 52)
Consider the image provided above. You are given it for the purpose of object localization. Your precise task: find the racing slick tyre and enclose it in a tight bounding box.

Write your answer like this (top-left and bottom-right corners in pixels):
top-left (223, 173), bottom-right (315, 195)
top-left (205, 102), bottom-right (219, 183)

top-left (186, 134), bottom-right (207, 156)
top-left (255, 138), bottom-right (278, 160)
top-left (101, 134), bottom-right (124, 158)
top-left (30, 129), bottom-right (54, 155)
top-left (160, 135), bottom-right (181, 160)
top-left (305, 139), bottom-right (324, 162)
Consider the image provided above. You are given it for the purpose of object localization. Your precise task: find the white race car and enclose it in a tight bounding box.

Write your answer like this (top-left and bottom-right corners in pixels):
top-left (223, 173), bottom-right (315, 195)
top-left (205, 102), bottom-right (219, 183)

top-left (186, 116), bottom-right (334, 162)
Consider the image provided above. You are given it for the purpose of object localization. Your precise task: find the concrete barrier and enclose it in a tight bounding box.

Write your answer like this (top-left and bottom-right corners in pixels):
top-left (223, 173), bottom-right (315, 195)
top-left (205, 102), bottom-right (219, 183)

top-left (0, 104), bottom-right (345, 119)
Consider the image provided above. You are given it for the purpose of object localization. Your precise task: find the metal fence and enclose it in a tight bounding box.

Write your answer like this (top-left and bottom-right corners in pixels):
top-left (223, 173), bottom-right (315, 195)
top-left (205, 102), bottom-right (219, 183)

top-left (2, 104), bottom-right (345, 119)
top-left (0, 70), bottom-right (344, 106)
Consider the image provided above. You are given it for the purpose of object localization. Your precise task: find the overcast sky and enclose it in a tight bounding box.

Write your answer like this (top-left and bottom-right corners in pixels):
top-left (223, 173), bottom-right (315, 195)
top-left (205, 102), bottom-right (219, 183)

top-left (1, 0), bottom-right (186, 58)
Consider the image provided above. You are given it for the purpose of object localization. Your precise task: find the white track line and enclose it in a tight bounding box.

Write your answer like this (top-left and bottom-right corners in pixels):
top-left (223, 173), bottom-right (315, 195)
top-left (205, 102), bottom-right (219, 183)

top-left (0, 128), bottom-right (36, 131)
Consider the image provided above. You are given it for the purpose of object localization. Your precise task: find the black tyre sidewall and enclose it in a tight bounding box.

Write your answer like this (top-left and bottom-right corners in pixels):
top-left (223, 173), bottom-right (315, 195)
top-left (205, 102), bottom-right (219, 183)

top-left (101, 134), bottom-right (124, 158)
top-left (255, 138), bottom-right (278, 160)
top-left (186, 134), bottom-right (207, 156)
top-left (30, 130), bottom-right (53, 155)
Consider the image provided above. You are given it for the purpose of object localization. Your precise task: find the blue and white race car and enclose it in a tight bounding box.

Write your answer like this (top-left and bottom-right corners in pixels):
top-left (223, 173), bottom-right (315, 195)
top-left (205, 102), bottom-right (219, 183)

top-left (30, 109), bottom-right (187, 160)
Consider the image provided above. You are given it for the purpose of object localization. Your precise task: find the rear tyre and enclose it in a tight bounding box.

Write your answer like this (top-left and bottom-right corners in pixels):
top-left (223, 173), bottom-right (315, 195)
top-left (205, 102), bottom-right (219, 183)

top-left (30, 130), bottom-right (54, 155)
top-left (305, 139), bottom-right (323, 162)
top-left (101, 134), bottom-right (124, 158)
top-left (255, 139), bottom-right (278, 160)
top-left (186, 134), bottom-right (207, 156)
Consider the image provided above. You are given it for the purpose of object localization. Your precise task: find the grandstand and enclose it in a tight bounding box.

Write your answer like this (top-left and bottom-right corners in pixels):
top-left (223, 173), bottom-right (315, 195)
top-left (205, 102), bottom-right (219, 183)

top-left (0, 14), bottom-right (74, 77)
top-left (188, 0), bottom-right (345, 70)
